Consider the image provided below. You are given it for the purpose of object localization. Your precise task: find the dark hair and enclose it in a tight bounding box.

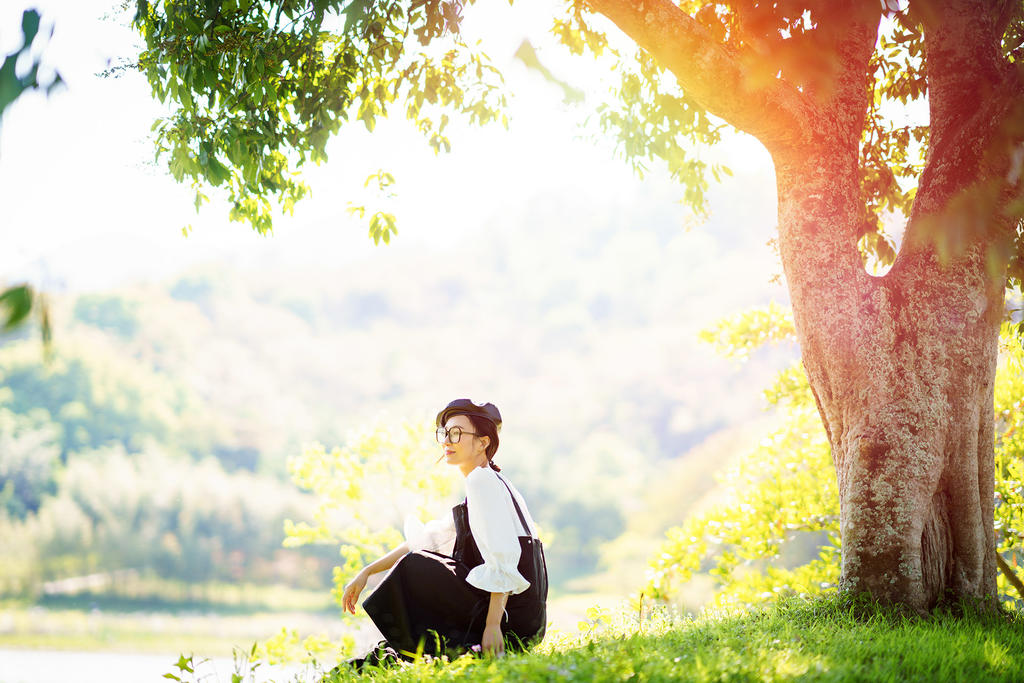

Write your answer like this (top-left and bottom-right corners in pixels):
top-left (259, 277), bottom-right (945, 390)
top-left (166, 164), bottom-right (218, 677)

top-left (465, 413), bottom-right (500, 471)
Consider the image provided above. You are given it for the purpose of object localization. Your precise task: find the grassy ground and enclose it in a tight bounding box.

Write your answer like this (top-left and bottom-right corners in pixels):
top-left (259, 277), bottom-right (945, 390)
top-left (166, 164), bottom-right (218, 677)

top-left (289, 597), bottom-right (1024, 683)
top-left (10, 592), bottom-right (1024, 681)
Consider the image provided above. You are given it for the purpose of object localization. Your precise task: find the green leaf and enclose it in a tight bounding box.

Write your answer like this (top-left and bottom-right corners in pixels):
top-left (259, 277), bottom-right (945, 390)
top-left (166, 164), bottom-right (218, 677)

top-left (360, 107), bottom-right (376, 132)
top-left (369, 213), bottom-right (381, 244)
top-left (0, 56), bottom-right (22, 116)
top-left (207, 157), bottom-right (230, 186)
top-left (20, 10), bottom-right (41, 48)
top-left (175, 653), bottom-right (194, 673)
top-left (0, 285), bottom-right (33, 331)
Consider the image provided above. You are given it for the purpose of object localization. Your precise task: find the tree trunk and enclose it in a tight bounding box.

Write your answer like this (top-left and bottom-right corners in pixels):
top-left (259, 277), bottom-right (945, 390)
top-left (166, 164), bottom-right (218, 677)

top-left (767, 1), bottom-right (1019, 611)
top-left (774, 142), bottom-right (1007, 611)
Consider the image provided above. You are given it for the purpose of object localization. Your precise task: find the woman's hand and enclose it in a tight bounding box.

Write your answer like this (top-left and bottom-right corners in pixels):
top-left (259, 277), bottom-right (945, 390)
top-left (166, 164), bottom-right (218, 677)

top-left (341, 569), bottom-right (368, 615)
top-left (482, 590), bottom-right (508, 656)
top-left (481, 624), bottom-right (504, 657)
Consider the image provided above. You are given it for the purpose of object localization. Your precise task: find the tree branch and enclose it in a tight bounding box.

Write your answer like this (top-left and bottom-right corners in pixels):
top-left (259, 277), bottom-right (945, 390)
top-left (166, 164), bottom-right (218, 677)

top-left (916, 0), bottom-right (1014, 148)
top-left (800, 3), bottom-right (880, 144)
top-left (893, 1), bottom-right (1022, 262)
top-left (996, 551), bottom-right (1024, 600)
top-left (584, 0), bottom-right (811, 153)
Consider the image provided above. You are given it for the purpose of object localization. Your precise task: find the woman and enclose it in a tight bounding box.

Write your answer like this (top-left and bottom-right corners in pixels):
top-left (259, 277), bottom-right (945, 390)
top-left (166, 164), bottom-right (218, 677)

top-left (340, 399), bottom-right (547, 665)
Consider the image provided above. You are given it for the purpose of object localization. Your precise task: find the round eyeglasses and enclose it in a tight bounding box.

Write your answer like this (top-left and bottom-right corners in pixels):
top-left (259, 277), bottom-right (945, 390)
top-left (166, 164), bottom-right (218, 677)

top-left (435, 426), bottom-right (482, 444)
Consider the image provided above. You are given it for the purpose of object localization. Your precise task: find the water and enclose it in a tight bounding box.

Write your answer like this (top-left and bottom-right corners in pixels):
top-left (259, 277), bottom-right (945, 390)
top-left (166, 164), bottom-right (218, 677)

top-left (0, 649), bottom-right (310, 683)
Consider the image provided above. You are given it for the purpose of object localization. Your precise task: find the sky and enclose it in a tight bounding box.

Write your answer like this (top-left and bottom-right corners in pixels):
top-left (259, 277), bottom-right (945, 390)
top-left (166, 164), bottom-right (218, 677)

top-left (0, 0), bottom-right (778, 293)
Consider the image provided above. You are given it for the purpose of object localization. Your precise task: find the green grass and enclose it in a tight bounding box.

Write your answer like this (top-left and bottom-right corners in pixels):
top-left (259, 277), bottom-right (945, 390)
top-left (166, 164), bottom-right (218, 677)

top-left (11, 593), bottom-right (1024, 680)
top-left (298, 597), bottom-right (1024, 683)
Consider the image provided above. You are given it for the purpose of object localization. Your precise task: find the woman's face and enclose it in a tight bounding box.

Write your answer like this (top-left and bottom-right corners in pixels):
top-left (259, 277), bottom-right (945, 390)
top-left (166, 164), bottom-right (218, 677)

top-left (441, 414), bottom-right (488, 471)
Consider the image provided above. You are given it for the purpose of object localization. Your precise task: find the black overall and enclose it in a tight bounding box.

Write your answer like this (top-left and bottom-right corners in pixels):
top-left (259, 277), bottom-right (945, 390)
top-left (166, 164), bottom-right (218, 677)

top-left (362, 475), bottom-right (547, 657)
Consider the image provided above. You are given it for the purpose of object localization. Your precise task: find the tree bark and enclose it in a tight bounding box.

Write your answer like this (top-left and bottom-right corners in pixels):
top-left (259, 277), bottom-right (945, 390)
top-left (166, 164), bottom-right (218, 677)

top-left (776, 144), bottom-right (1006, 610)
top-left (587, 0), bottom-right (1024, 610)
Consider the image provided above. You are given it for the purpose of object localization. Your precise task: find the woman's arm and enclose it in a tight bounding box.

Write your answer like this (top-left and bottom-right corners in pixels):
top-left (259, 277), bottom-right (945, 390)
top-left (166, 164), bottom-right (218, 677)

top-left (481, 590), bottom-right (509, 656)
top-left (463, 471), bottom-right (531, 595)
top-left (341, 542), bottom-right (409, 614)
top-left (364, 542), bottom-right (410, 576)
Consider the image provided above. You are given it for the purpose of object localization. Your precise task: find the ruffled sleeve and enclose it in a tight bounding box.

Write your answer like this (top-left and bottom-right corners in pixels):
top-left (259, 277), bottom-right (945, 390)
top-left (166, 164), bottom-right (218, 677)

top-left (404, 513), bottom-right (456, 555)
top-left (464, 468), bottom-right (531, 595)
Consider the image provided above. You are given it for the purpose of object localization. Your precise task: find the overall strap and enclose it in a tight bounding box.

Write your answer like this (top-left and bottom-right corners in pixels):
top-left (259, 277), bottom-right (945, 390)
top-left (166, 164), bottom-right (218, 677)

top-left (495, 474), bottom-right (532, 537)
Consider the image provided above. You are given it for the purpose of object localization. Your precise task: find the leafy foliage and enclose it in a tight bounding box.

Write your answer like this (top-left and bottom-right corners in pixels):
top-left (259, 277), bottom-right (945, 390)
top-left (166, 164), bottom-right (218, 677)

top-left (554, 2), bottom-right (1024, 277)
top-left (0, 9), bottom-right (63, 119)
top-left (0, 284), bottom-right (51, 350)
top-left (130, 1), bottom-right (1024, 275)
top-left (553, 2), bottom-right (733, 215)
top-left (347, 170), bottom-right (399, 245)
top-left (0, 446), bottom-right (324, 596)
top-left (285, 420), bottom-right (454, 611)
top-left (856, 9), bottom-right (927, 268)
top-left (697, 302), bottom-right (795, 361)
top-left (0, 342), bottom-right (209, 461)
top-left (132, 0), bottom-right (506, 234)
top-left (645, 400), bottom-right (838, 610)
top-left (995, 329), bottom-right (1024, 583)
top-left (125, 0), bottom-right (935, 237)
top-left (0, 407), bottom-right (60, 519)
top-left (646, 309), bottom-right (1024, 611)
top-left (0, 285), bottom-right (34, 331)
top-left (0, 305), bottom-right (342, 596)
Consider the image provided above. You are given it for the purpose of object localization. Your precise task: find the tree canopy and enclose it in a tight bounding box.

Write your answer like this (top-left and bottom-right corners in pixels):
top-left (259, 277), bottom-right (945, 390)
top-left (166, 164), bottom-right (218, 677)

top-left (128, 1), bottom-right (1023, 288)
top-left (133, 0), bottom-right (507, 239)
top-left (6, 2), bottom-right (1022, 336)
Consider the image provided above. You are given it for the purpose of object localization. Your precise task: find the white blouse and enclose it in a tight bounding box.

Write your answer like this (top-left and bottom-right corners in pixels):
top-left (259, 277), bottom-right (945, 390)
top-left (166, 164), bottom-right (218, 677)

top-left (404, 467), bottom-right (538, 595)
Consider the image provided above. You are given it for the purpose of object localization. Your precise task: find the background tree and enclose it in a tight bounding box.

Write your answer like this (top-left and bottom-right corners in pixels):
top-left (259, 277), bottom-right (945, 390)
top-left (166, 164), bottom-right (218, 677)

top-left (131, 0), bottom-right (1024, 612)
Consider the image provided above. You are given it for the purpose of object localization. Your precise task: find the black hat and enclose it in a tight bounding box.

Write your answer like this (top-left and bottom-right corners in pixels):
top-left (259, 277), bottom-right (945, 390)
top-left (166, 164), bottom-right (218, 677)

top-left (436, 399), bottom-right (502, 432)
